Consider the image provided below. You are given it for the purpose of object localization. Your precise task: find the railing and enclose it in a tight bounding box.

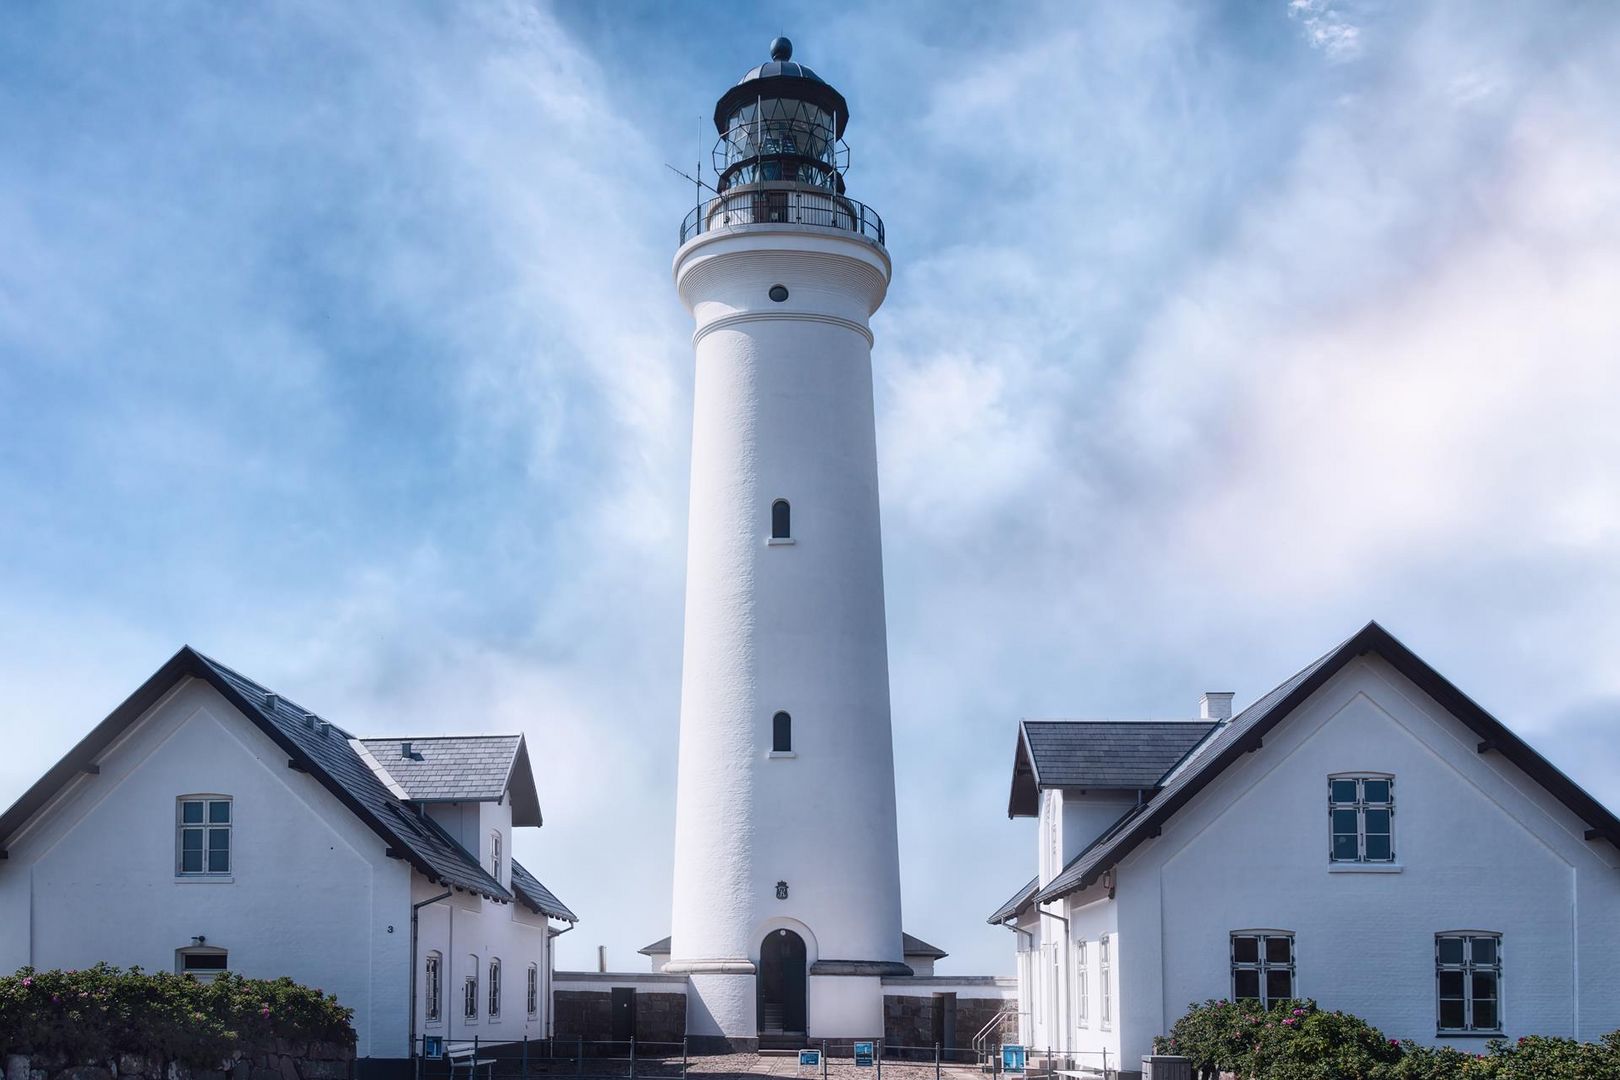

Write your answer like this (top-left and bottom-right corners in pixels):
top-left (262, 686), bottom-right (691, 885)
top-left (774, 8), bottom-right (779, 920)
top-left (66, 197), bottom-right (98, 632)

top-left (971, 1002), bottom-right (1018, 1065)
top-left (679, 188), bottom-right (885, 247)
top-left (412, 1036), bottom-right (687, 1080)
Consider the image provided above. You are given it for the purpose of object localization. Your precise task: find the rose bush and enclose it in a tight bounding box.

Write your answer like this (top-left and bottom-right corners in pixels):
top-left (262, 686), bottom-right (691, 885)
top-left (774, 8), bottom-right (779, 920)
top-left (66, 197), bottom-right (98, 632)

top-left (0, 964), bottom-right (354, 1068)
top-left (1154, 1000), bottom-right (1620, 1079)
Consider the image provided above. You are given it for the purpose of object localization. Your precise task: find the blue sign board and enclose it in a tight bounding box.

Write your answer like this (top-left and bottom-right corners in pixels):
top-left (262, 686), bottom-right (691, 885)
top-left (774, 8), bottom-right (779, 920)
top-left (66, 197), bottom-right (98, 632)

top-left (854, 1042), bottom-right (875, 1068)
top-left (799, 1050), bottom-right (821, 1067)
top-left (1001, 1045), bottom-right (1026, 1074)
top-left (421, 1036), bottom-right (444, 1061)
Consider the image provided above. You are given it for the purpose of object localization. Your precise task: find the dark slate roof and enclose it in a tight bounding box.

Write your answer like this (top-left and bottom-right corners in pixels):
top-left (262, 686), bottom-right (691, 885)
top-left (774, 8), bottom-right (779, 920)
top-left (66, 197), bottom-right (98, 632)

top-left (0, 647), bottom-right (572, 922)
top-left (902, 933), bottom-right (948, 960)
top-left (1031, 621), bottom-right (1620, 905)
top-left (985, 876), bottom-right (1039, 924)
top-left (359, 735), bottom-right (541, 827)
top-left (1009, 720), bottom-right (1217, 816)
top-left (511, 857), bottom-right (577, 922)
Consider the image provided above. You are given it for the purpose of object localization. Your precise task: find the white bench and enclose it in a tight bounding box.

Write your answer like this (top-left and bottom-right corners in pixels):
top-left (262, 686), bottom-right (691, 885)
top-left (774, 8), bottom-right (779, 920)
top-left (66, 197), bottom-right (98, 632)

top-left (446, 1042), bottom-right (496, 1080)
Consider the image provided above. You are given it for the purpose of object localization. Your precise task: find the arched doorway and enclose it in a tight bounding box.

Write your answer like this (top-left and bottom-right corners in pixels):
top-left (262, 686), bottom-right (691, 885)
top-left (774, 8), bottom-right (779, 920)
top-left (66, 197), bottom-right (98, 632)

top-left (758, 928), bottom-right (807, 1036)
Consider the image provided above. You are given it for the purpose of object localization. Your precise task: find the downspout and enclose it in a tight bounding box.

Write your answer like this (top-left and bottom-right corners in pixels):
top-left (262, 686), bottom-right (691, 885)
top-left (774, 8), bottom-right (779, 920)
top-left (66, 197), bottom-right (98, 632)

top-left (1001, 919), bottom-right (1035, 1047)
top-left (1038, 909), bottom-right (1070, 1057)
top-left (410, 888), bottom-right (453, 1056)
top-left (548, 921), bottom-right (576, 1038)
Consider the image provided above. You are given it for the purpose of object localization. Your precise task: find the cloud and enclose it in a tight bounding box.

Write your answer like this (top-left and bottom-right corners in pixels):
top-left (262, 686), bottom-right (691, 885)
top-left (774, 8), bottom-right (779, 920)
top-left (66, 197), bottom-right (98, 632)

top-left (3, 0), bottom-right (1620, 979)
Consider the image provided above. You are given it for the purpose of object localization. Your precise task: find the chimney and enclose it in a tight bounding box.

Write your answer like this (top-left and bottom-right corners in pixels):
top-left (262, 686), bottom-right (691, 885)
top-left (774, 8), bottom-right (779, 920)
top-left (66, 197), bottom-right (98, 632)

top-left (597, 945), bottom-right (607, 973)
top-left (401, 741), bottom-right (413, 759)
top-left (1200, 692), bottom-right (1235, 722)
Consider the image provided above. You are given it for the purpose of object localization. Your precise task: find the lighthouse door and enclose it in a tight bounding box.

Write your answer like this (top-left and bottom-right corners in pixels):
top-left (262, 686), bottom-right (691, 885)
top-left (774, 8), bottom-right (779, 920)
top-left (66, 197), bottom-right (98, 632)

top-left (758, 929), bottom-right (808, 1035)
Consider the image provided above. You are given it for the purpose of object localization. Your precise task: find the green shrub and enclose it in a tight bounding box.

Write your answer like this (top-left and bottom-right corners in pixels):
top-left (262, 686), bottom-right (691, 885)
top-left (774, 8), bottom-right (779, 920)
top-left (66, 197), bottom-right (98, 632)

top-left (1155, 1000), bottom-right (1620, 1080)
top-left (0, 964), bottom-right (354, 1068)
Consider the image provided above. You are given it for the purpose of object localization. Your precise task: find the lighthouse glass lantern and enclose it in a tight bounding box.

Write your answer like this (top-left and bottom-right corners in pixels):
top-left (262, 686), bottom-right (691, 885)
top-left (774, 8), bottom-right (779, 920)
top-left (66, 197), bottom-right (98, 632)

top-left (682, 37), bottom-right (881, 243)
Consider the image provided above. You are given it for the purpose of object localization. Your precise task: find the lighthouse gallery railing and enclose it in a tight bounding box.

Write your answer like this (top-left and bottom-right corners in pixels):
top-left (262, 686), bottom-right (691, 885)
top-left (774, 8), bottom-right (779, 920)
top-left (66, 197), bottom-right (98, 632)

top-left (680, 188), bottom-right (884, 246)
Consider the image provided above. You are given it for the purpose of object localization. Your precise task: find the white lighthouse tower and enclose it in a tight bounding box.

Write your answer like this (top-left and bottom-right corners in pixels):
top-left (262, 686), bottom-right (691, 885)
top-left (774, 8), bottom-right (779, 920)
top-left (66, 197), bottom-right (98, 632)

top-left (666, 38), bottom-right (906, 1049)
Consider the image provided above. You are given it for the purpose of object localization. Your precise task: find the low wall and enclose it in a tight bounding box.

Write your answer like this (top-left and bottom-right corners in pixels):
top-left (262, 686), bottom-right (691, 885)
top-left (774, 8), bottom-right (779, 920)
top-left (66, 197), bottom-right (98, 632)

top-left (881, 976), bottom-right (1017, 1052)
top-left (4, 1045), bottom-right (354, 1080)
top-left (551, 972), bottom-right (687, 1045)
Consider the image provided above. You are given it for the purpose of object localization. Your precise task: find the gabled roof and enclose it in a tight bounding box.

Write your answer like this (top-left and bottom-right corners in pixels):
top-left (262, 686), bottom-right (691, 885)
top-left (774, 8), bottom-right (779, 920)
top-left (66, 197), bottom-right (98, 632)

top-left (902, 932), bottom-right (948, 960)
top-left (358, 735), bottom-right (542, 827)
top-left (1031, 621), bottom-right (1620, 906)
top-left (986, 875), bottom-right (1039, 924)
top-left (0, 647), bottom-right (573, 920)
top-left (638, 935), bottom-right (671, 957)
top-left (1009, 720), bottom-right (1217, 816)
top-left (511, 857), bottom-right (577, 922)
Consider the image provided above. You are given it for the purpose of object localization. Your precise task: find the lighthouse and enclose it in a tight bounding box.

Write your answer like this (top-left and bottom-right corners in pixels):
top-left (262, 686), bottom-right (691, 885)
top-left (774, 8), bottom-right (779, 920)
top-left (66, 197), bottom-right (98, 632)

top-left (666, 38), bottom-right (906, 1048)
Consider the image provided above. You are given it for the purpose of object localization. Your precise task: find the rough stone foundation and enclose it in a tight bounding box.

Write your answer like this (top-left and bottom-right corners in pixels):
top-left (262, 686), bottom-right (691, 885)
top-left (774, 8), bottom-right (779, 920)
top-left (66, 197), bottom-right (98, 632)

top-left (3, 1044), bottom-right (354, 1080)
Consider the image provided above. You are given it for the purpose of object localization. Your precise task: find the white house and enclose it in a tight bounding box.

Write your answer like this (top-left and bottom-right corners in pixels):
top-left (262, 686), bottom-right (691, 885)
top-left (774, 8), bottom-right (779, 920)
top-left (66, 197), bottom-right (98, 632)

top-left (0, 646), bottom-right (577, 1069)
top-left (990, 621), bottom-right (1620, 1077)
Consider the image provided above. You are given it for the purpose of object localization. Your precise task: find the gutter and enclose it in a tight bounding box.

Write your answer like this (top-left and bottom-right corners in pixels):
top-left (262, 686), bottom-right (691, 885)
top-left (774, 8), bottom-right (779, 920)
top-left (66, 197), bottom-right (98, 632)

top-left (409, 889), bottom-right (452, 1055)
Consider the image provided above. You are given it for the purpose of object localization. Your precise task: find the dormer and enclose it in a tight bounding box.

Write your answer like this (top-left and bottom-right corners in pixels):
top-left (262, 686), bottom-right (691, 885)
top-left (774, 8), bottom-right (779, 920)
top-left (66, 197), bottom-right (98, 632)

top-left (356, 734), bottom-right (541, 892)
top-left (1010, 719), bottom-right (1218, 874)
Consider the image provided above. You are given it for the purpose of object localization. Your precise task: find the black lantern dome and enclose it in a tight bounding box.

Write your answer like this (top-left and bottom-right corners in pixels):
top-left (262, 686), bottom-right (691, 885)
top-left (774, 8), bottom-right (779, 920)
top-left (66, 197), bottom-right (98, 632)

top-left (711, 37), bottom-right (851, 195)
top-left (678, 38), bottom-right (884, 248)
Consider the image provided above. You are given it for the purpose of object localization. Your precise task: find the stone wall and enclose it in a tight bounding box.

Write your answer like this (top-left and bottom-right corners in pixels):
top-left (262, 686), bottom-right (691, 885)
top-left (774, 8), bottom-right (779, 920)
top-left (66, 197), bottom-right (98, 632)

top-left (4, 1044), bottom-right (354, 1080)
top-left (552, 990), bottom-right (686, 1044)
top-left (883, 994), bottom-right (1014, 1053)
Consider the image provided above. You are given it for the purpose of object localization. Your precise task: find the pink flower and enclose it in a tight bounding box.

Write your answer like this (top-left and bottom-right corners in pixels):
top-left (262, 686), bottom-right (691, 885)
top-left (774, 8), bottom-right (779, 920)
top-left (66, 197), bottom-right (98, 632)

top-left (51, 994), bottom-right (61, 1004)
top-left (261, 1007), bottom-right (271, 1018)
top-left (21, 977), bottom-right (32, 987)
top-left (1283, 1017), bottom-right (1297, 1026)
top-left (1389, 1039), bottom-right (1400, 1047)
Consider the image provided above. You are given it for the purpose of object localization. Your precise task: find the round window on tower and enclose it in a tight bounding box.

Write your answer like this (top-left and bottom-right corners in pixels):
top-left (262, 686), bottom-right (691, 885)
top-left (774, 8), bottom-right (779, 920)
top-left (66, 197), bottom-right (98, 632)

top-left (768, 284), bottom-right (789, 303)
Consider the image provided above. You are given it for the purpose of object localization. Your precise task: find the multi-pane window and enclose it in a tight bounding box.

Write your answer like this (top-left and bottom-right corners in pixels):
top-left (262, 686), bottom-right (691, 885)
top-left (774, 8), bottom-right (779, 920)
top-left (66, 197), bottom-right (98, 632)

top-left (1232, 932), bottom-right (1296, 1007)
top-left (425, 952), bottom-right (442, 1023)
top-left (527, 964), bottom-right (539, 1018)
top-left (1099, 935), bottom-right (1112, 1030)
top-left (177, 947), bottom-right (228, 982)
top-left (178, 797), bottom-right (232, 875)
top-left (773, 711), bottom-right (792, 752)
top-left (464, 957), bottom-right (479, 1020)
top-left (1073, 939), bottom-right (1088, 1028)
top-left (1437, 934), bottom-right (1501, 1033)
top-left (489, 958), bottom-right (502, 1019)
top-left (1330, 776), bottom-right (1394, 862)
top-left (491, 831), bottom-right (502, 882)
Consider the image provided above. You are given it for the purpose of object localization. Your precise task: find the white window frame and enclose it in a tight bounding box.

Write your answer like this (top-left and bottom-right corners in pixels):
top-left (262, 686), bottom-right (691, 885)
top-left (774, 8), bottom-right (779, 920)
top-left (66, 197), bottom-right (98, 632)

top-left (527, 963), bottom-right (539, 1018)
top-left (425, 951), bottom-right (442, 1024)
top-left (176, 945), bottom-right (229, 982)
top-left (1436, 932), bottom-right (1502, 1034)
top-left (1231, 930), bottom-right (1296, 1008)
top-left (1099, 934), bottom-right (1112, 1031)
top-left (491, 830), bottom-right (502, 882)
top-left (1073, 939), bottom-right (1088, 1029)
top-left (464, 956), bottom-right (480, 1021)
top-left (1329, 774), bottom-right (1395, 864)
top-left (176, 795), bottom-right (233, 876)
top-left (488, 957), bottom-right (502, 1020)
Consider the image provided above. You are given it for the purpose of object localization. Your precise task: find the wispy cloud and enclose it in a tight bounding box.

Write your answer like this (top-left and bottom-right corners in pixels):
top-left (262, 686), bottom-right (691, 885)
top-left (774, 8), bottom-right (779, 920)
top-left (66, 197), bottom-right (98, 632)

top-left (3, 0), bottom-right (1618, 977)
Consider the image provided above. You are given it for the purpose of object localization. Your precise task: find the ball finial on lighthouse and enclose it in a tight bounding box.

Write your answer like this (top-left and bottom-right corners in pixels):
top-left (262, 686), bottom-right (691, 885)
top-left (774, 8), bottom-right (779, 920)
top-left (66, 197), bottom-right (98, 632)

top-left (769, 36), bottom-right (792, 61)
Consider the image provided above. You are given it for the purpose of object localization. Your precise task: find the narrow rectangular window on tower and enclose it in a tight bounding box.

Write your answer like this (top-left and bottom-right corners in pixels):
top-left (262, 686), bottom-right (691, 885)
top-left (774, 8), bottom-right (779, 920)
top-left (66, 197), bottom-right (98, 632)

top-left (773, 711), bottom-right (792, 753)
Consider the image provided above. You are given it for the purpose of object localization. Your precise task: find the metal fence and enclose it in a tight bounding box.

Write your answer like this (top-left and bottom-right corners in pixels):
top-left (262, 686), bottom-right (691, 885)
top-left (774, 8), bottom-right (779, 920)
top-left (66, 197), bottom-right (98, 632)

top-left (412, 1037), bottom-right (687, 1080)
top-left (409, 1038), bottom-right (1117, 1080)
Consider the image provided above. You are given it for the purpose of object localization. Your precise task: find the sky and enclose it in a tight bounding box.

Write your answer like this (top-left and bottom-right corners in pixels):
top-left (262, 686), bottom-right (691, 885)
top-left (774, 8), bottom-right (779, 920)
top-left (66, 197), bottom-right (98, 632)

top-left (2, 0), bottom-right (1619, 977)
